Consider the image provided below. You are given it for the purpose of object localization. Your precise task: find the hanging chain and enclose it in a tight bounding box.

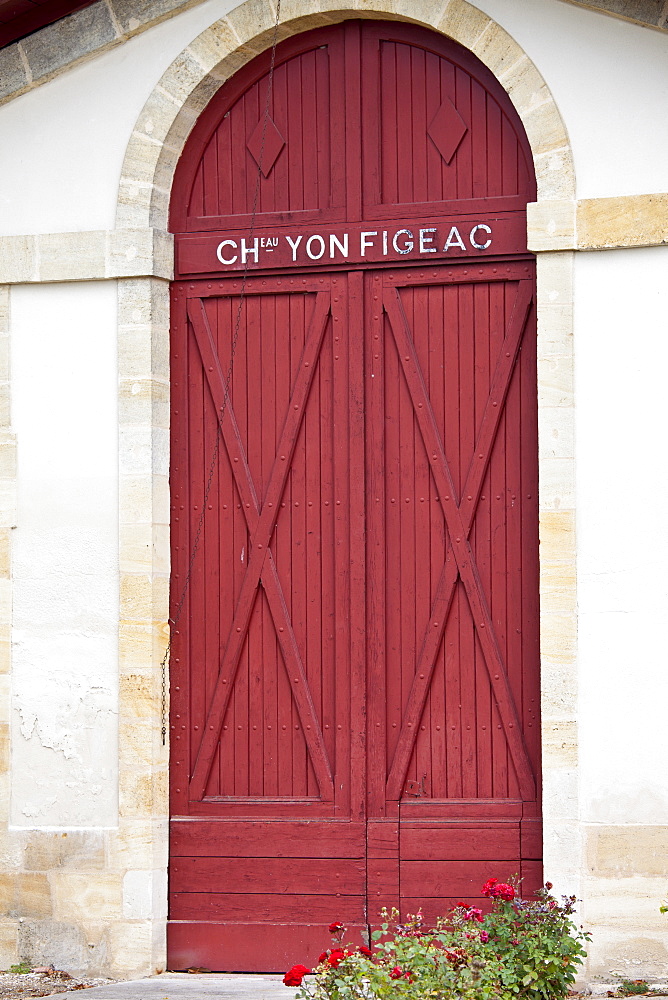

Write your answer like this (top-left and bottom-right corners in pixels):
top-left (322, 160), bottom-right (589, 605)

top-left (161, 0), bottom-right (283, 745)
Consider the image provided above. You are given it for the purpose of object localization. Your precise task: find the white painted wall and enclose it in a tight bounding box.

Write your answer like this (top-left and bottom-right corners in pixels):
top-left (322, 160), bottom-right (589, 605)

top-left (0, 0), bottom-right (239, 237)
top-left (10, 281), bottom-right (119, 826)
top-left (574, 246), bottom-right (668, 825)
top-left (473, 0), bottom-right (668, 200)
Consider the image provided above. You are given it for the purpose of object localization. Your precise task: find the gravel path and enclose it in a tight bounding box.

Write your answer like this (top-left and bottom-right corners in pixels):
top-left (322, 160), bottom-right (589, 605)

top-left (0, 971), bottom-right (116, 999)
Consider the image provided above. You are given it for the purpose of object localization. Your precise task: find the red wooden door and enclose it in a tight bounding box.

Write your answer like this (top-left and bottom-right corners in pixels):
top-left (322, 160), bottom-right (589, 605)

top-left (168, 19), bottom-right (540, 972)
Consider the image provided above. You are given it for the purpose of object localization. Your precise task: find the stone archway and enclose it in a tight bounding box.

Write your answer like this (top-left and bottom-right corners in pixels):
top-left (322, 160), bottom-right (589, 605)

top-left (114, 0), bottom-right (578, 973)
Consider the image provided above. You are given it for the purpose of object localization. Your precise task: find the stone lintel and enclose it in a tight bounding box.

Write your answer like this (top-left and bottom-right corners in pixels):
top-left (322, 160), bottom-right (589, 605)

top-left (0, 230), bottom-right (174, 284)
top-left (528, 193), bottom-right (668, 252)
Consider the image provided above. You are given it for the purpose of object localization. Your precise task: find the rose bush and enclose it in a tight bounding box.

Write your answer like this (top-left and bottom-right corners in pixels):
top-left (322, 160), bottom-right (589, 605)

top-left (283, 879), bottom-right (590, 1000)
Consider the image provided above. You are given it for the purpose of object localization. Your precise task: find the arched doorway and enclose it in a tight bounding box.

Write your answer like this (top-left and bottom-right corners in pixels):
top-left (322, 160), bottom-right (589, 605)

top-left (168, 19), bottom-right (540, 972)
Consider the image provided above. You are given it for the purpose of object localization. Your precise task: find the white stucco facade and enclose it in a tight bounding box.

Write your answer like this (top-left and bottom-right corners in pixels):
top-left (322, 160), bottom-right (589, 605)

top-left (0, 0), bottom-right (666, 981)
top-left (11, 281), bottom-right (118, 828)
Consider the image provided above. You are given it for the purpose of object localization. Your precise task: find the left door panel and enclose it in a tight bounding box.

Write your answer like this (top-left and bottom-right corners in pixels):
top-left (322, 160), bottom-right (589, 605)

top-left (168, 274), bottom-right (366, 971)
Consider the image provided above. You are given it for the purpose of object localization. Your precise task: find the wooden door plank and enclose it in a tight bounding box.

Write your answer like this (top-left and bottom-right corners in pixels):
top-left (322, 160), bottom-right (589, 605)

top-left (458, 279), bottom-right (477, 799)
top-left (344, 20), bottom-right (362, 221)
top-left (470, 77), bottom-right (487, 200)
top-left (401, 823), bottom-right (520, 861)
top-left (410, 45), bottom-right (428, 206)
top-left (171, 893), bottom-right (366, 922)
top-left (420, 284), bottom-right (445, 800)
top-left (521, 817), bottom-right (543, 859)
top-left (400, 860), bottom-right (520, 897)
top-left (519, 300), bottom-right (541, 782)
top-left (521, 859), bottom-right (544, 897)
top-left (489, 282), bottom-right (509, 799)
top-left (168, 922), bottom-right (366, 974)
top-left (347, 270), bottom-right (366, 821)
top-left (170, 820), bottom-right (367, 857)
top-left (171, 857), bottom-right (366, 894)
top-left (473, 280), bottom-right (492, 799)
top-left (397, 799), bottom-right (524, 819)
top-left (367, 818), bottom-right (399, 917)
top-left (365, 272), bottom-right (388, 818)
top-left (454, 65), bottom-right (472, 201)
top-left (442, 281), bottom-right (462, 799)
top-left (169, 285), bottom-right (193, 815)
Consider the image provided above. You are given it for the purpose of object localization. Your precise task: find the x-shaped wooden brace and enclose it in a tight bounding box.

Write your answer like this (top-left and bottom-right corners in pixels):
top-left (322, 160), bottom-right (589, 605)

top-left (187, 293), bottom-right (335, 802)
top-left (383, 280), bottom-right (536, 802)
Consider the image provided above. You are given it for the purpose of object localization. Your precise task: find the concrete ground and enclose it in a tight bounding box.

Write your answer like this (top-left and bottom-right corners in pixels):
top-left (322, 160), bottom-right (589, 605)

top-left (70, 976), bottom-right (668, 1000)
top-left (73, 974), bottom-right (299, 999)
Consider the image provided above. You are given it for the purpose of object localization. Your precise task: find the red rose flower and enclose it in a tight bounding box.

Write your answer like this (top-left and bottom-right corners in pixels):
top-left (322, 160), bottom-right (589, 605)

top-left (358, 946), bottom-right (373, 957)
top-left (481, 877), bottom-right (515, 901)
top-left (283, 964), bottom-right (310, 986)
top-left (464, 906), bottom-right (484, 923)
top-left (494, 882), bottom-right (515, 900)
top-left (317, 952), bottom-right (328, 964)
top-left (327, 949), bottom-right (346, 969)
top-left (328, 921), bottom-right (345, 934)
top-left (545, 882), bottom-right (553, 891)
top-left (480, 930), bottom-right (489, 943)
top-left (390, 966), bottom-right (403, 980)
top-left (482, 877), bottom-right (499, 897)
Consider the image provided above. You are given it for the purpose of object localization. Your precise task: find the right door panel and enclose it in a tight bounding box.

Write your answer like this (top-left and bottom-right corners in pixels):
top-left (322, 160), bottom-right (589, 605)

top-left (364, 261), bottom-right (540, 920)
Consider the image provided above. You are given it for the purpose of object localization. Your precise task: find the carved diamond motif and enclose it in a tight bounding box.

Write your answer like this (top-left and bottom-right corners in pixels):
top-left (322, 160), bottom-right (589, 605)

top-left (427, 98), bottom-right (468, 165)
top-left (246, 114), bottom-right (286, 178)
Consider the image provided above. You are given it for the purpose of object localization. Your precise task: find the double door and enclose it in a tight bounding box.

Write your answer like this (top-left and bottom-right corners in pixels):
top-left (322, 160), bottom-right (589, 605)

top-left (168, 258), bottom-right (540, 971)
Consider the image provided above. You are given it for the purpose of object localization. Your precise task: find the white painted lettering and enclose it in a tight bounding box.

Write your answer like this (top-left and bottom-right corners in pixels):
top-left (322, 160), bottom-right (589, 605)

top-left (306, 234), bottom-right (326, 260)
top-left (361, 231), bottom-right (378, 256)
top-left (285, 234), bottom-right (303, 261)
top-left (330, 233), bottom-right (349, 258)
top-left (383, 231), bottom-right (388, 255)
top-left (470, 224), bottom-right (492, 250)
top-left (241, 237), bottom-right (259, 264)
top-left (419, 228), bottom-right (437, 253)
top-left (216, 240), bottom-right (238, 265)
top-left (443, 226), bottom-right (466, 251)
top-left (393, 229), bottom-right (414, 254)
